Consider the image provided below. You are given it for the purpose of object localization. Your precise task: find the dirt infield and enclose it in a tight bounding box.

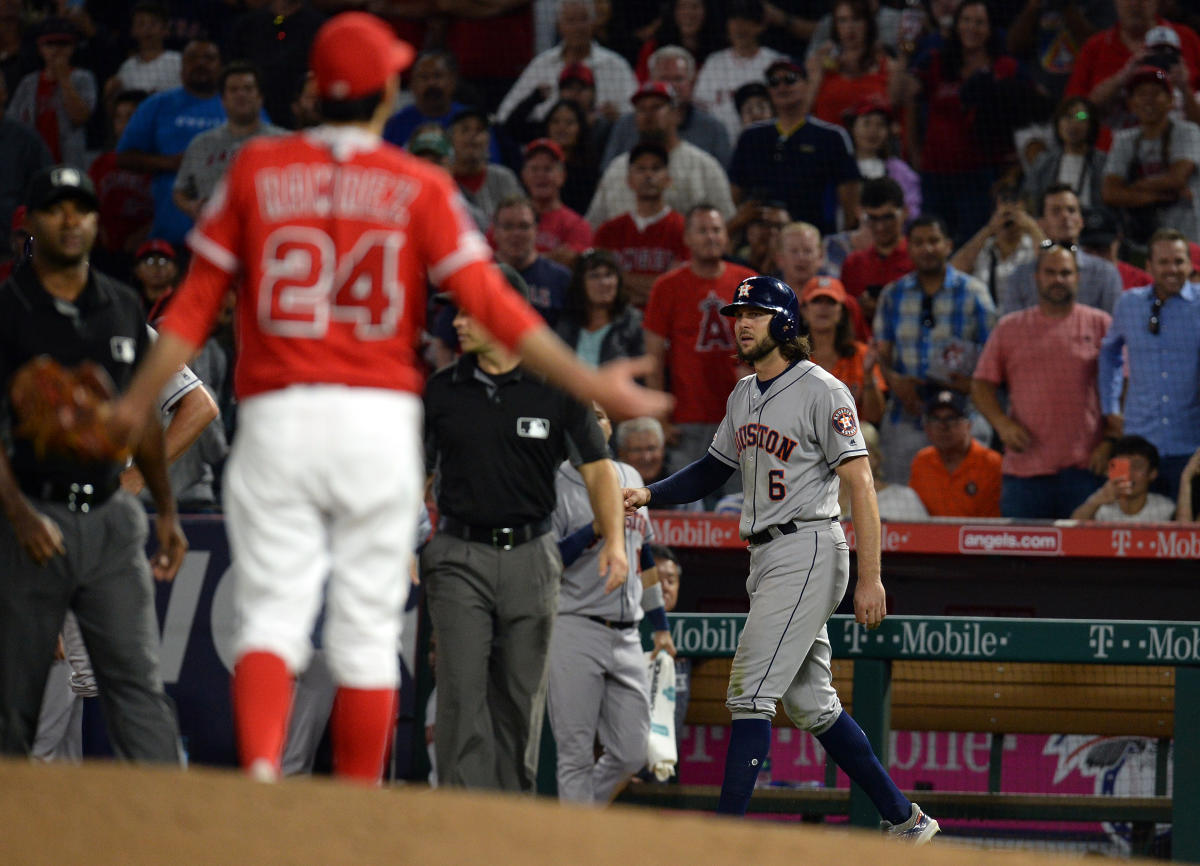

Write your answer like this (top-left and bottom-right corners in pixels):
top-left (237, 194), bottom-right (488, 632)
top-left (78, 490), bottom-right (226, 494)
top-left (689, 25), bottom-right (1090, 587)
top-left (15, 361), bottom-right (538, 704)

top-left (0, 760), bottom-right (1155, 865)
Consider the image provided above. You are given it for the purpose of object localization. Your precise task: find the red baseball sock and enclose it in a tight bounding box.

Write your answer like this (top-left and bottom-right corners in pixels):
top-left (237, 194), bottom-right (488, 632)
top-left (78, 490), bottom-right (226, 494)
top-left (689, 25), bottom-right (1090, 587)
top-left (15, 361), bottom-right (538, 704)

top-left (332, 686), bottom-right (397, 785)
top-left (231, 651), bottom-right (293, 776)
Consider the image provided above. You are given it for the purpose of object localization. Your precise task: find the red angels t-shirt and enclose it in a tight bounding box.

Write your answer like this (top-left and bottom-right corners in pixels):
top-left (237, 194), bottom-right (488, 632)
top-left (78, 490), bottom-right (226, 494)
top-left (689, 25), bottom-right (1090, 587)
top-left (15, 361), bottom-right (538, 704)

top-left (162, 127), bottom-right (543, 399)
top-left (643, 261), bottom-right (757, 424)
top-left (594, 210), bottom-right (689, 279)
top-left (535, 204), bottom-right (593, 254)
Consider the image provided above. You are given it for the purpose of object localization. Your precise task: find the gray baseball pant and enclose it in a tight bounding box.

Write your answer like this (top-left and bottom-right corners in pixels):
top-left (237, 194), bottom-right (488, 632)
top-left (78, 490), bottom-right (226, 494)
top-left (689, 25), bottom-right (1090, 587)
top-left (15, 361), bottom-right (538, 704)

top-left (727, 519), bottom-right (849, 733)
top-left (0, 491), bottom-right (181, 762)
top-left (422, 531), bottom-right (561, 791)
top-left (547, 614), bottom-right (650, 804)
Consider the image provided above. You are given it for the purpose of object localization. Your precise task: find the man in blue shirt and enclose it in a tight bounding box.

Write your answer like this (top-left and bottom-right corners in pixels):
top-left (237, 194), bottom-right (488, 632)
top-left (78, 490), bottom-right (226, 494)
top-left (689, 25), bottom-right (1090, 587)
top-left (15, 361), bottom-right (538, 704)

top-left (874, 216), bottom-right (996, 483)
top-left (728, 58), bottom-right (859, 236)
top-left (116, 40), bottom-right (226, 248)
top-left (1099, 227), bottom-right (1200, 498)
top-left (382, 50), bottom-right (502, 165)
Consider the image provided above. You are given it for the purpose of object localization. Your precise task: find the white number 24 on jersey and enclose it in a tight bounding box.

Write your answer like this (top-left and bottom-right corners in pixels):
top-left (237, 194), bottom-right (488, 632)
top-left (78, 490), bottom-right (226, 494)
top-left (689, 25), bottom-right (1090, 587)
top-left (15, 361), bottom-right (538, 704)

top-left (258, 226), bottom-right (405, 339)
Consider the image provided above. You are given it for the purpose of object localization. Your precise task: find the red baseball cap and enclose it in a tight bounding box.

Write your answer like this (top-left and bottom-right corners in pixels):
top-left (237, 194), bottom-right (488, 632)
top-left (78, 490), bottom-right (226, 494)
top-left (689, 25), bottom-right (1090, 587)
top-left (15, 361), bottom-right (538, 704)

top-left (631, 81), bottom-right (676, 107)
top-left (801, 276), bottom-right (847, 305)
top-left (847, 94), bottom-right (893, 121)
top-left (135, 239), bottom-right (176, 262)
top-left (310, 12), bottom-right (415, 101)
top-left (1126, 65), bottom-right (1172, 97)
top-left (559, 62), bottom-right (595, 88)
top-left (524, 137), bottom-right (565, 162)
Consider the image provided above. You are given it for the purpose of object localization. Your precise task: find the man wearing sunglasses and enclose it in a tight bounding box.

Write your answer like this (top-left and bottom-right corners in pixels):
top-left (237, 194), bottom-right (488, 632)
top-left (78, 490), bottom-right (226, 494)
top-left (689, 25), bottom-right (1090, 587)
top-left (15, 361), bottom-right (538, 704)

top-left (973, 242), bottom-right (1117, 519)
top-left (1098, 227), bottom-right (1200, 499)
top-left (729, 58), bottom-right (861, 238)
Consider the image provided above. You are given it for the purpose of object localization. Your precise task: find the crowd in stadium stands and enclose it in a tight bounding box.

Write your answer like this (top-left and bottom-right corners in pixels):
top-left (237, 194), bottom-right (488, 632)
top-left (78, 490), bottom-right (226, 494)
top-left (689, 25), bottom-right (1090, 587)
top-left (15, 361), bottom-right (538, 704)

top-left (2, 0), bottom-right (1199, 523)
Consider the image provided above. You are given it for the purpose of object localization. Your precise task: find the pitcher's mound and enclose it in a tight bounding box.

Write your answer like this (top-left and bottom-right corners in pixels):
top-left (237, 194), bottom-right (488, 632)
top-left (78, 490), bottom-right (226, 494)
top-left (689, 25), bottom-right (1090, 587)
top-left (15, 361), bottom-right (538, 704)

top-left (0, 760), bottom-right (1138, 865)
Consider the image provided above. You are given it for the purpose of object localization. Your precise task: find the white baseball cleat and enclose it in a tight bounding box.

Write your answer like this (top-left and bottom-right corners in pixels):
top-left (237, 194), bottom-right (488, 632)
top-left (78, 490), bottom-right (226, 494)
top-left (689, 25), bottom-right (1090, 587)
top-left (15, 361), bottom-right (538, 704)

top-left (881, 803), bottom-right (940, 844)
top-left (247, 758), bottom-right (280, 784)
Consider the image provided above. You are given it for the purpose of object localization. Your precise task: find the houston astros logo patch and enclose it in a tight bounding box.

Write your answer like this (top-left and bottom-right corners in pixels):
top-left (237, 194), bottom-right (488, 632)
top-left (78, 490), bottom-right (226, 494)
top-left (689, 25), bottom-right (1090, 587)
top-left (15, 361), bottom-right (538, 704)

top-left (831, 407), bottom-right (857, 437)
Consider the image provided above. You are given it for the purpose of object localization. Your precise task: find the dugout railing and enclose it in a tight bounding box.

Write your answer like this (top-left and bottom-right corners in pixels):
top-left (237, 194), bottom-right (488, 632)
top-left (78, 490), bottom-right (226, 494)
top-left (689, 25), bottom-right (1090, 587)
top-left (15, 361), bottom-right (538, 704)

top-left (616, 613), bottom-right (1199, 862)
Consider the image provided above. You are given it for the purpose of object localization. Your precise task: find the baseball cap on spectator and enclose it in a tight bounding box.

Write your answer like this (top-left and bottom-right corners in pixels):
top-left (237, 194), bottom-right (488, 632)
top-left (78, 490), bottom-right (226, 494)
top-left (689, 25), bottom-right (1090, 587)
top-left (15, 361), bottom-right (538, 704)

top-left (1079, 208), bottom-right (1119, 248)
top-left (449, 105), bottom-right (490, 128)
top-left (845, 94), bottom-right (893, 123)
top-left (1125, 65), bottom-right (1171, 97)
top-left (628, 139), bottom-right (669, 166)
top-left (924, 389), bottom-right (967, 418)
top-left (310, 12), bottom-right (415, 101)
top-left (37, 17), bottom-right (77, 46)
top-left (801, 276), bottom-right (847, 304)
top-left (559, 62), bottom-right (595, 88)
top-left (25, 166), bottom-right (98, 212)
top-left (1144, 25), bottom-right (1182, 51)
top-left (434, 262), bottom-right (530, 306)
top-left (524, 137), bottom-right (564, 162)
top-left (631, 81), bottom-right (676, 107)
top-left (734, 82), bottom-right (770, 116)
top-left (135, 239), bottom-right (176, 262)
top-left (408, 127), bottom-right (452, 158)
top-left (765, 58), bottom-right (806, 82)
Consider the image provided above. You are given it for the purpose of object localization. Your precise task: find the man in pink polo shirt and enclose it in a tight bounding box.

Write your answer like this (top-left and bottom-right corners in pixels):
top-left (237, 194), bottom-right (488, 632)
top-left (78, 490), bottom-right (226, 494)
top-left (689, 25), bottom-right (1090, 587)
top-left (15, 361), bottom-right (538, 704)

top-left (971, 243), bottom-right (1119, 519)
top-left (521, 137), bottom-right (593, 269)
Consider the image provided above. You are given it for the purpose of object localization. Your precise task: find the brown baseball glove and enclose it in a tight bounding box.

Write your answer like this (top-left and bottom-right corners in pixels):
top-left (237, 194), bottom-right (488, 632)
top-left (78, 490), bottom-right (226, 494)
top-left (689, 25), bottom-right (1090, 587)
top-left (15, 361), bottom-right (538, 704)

top-left (9, 356), bottom-right (131, 462)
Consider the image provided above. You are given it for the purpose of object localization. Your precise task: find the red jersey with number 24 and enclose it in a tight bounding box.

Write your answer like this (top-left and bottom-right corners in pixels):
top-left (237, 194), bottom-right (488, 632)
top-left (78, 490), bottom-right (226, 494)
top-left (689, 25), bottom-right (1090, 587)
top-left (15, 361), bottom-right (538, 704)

top-left (162, 125), bottom-right (542, 399)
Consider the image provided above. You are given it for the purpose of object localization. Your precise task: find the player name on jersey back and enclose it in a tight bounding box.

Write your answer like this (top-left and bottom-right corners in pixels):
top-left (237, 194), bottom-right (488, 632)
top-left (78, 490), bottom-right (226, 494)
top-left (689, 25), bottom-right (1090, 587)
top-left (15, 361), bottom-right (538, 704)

top-left (256, 164), bottom-right (418, 224)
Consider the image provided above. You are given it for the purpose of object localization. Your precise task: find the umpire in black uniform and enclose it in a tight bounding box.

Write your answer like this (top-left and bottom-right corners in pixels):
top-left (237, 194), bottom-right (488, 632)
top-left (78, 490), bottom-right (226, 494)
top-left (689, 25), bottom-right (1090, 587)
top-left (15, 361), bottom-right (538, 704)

top-left (422, 264), bottom-right (627, 792)
top-left (0, 166), bottom-right (186, 761)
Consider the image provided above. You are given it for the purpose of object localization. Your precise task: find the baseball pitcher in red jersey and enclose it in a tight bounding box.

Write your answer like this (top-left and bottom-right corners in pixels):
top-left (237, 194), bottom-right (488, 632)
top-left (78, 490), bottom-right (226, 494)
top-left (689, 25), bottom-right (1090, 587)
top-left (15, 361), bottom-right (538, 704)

top-left (106, 12), bottom-right (670, 785)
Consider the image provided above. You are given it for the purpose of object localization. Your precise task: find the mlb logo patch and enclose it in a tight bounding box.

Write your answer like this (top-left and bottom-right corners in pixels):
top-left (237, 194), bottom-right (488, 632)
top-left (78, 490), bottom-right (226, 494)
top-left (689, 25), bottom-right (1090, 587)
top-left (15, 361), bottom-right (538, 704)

top-left (831, 407), bottom-right (857, 437)
top-left (110, 336), bottom-right (136, 364)
top-left (517, 417), bottom-right (550, 439)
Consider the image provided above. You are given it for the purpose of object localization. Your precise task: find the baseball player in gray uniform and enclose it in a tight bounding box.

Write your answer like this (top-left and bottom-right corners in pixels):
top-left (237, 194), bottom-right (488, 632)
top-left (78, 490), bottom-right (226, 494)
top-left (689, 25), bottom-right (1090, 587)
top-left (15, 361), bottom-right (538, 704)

top-left (548, 404), bottom-right (675, 805)
top-left (623, 276), bottom-right (939, 843)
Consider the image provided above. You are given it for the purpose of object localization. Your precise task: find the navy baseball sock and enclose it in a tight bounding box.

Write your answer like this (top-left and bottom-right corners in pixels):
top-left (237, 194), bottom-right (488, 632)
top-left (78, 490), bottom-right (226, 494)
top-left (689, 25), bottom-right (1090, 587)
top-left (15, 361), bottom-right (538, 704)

top-left (817, 711), bottom-right (910, 824)
top-left (716, 718), bottom-right (771, 815)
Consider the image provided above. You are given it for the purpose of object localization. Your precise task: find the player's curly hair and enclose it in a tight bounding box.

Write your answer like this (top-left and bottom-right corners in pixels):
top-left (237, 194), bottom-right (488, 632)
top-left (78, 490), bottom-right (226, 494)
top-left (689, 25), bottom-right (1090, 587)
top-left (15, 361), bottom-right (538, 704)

top-left (778, 334), bottom-right (811, 363)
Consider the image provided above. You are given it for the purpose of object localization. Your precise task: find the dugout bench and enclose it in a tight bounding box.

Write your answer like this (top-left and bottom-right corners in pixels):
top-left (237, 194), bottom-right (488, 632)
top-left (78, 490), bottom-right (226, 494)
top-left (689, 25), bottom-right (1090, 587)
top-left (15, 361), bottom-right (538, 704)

top-left (615, 614), bottom-right (1199, 862)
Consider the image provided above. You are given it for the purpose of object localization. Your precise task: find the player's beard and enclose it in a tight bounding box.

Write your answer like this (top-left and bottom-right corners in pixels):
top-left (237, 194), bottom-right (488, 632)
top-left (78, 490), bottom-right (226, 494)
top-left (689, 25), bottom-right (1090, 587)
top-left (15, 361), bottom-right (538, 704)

top-left (737, 334), bottom-right (778, 364)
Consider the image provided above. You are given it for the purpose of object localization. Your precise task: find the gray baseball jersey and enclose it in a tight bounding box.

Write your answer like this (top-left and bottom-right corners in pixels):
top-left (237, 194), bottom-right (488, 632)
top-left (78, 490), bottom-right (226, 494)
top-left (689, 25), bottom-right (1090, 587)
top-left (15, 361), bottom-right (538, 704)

top-left (709, 361), bottom-right (868, 538)
top-left (552, 460), bottom-right (653, 621)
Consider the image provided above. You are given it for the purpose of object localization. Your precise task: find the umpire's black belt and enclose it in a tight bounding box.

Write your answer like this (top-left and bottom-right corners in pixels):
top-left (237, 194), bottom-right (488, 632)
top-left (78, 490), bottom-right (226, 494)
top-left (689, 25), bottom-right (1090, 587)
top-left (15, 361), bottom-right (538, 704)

top-left (438, 515), bottom-right (553, 551)
top-left (22, 477), bottom-right (119, 513)
top-left (747, 516), bottom-right (839, 546)
top-left (586, 615), bottom-right (637, 631)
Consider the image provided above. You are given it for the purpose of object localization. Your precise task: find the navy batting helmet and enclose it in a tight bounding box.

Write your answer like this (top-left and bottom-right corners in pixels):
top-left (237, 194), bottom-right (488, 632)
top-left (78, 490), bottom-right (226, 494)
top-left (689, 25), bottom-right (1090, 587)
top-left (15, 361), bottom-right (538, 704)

top-left (720, 275), bottom-right (801, 343)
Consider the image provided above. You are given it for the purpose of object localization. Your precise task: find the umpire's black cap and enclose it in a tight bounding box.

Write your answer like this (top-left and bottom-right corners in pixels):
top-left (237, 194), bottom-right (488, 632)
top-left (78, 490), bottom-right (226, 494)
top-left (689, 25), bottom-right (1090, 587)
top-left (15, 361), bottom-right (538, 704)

top-left (25, 166), bottom-right (99, 213)
top-left (434, 262), bottom-right (530, 308)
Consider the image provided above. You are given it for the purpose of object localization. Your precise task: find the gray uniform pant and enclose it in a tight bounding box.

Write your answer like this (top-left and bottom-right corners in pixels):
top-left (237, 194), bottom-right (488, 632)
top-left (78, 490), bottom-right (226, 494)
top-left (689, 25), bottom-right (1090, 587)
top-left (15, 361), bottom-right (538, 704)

top-left (281, 649), bottom-right (337, 776)
top-left (727, 519), bottom-right (848, 733)
top-left (0, 491), bottom-right (181, 761)
top-left (421, 531), bottom-right (561, 791)
top-left (547, 614), bottom-right (650, 805)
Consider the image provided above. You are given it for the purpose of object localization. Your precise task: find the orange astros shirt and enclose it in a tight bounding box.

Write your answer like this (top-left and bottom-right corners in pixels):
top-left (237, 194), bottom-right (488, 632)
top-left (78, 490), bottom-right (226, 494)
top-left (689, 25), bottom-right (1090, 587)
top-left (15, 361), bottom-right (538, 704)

top-left (909, 439), bottom-right (1003, 518)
